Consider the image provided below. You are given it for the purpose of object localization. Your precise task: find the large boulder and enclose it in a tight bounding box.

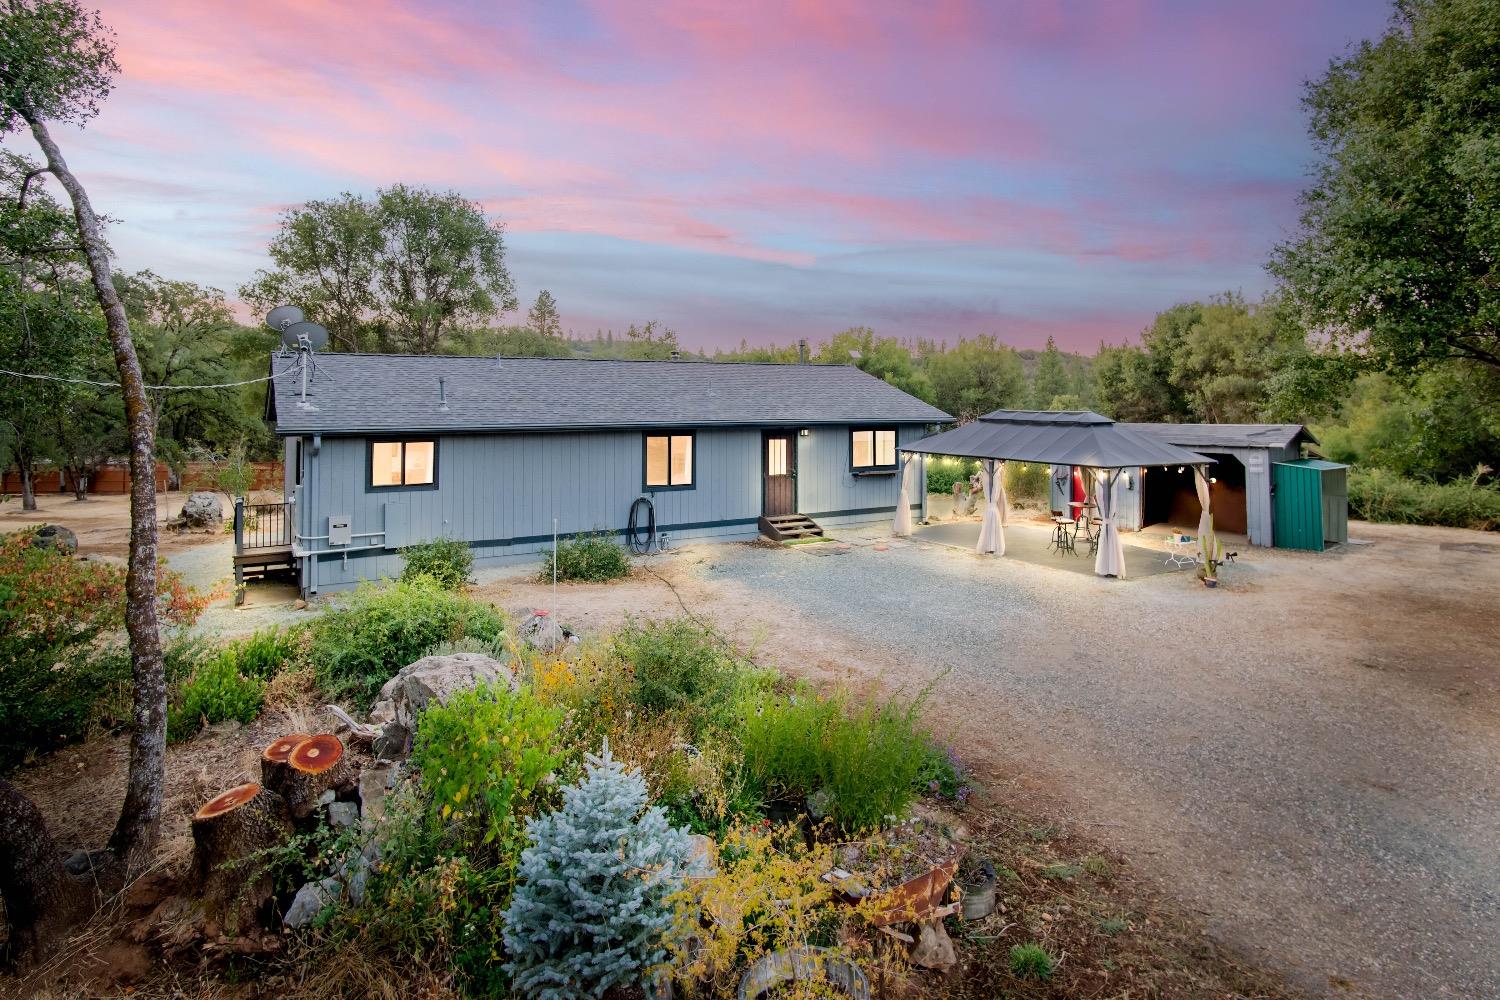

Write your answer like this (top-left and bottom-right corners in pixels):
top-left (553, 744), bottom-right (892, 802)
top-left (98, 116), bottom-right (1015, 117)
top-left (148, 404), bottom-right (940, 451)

top-left (31, 523), bottom-right (77, 555)
top-left (179, 491), bottom-right (223, 528)
top-left (369, 652), bottom-right (518, 732)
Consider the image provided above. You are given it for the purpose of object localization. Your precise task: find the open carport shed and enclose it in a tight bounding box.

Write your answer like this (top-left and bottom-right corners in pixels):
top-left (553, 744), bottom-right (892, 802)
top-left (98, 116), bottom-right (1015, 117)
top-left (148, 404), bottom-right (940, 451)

top-left (1117, 423), bottom-right (1318, 547)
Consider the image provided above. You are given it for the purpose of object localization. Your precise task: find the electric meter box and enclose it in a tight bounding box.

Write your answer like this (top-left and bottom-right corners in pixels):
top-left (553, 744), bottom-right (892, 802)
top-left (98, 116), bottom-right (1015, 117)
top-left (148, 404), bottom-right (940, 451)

top-left (328, 515), bottom-right (352, 546)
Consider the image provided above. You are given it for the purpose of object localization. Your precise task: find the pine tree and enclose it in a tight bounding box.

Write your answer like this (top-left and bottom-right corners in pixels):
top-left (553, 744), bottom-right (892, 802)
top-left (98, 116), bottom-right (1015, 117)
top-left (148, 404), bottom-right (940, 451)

top-left (502, 744), bottom-right (705, 999)
top-left (1031, 336), bottom-right (1071, 409)
top-left (527, 289), bottom-right (562, 338)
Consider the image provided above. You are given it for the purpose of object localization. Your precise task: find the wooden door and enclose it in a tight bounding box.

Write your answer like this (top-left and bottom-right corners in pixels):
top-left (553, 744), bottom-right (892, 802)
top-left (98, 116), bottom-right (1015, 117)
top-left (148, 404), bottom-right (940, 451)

top-left (763, 432), bottom-right (796, 515)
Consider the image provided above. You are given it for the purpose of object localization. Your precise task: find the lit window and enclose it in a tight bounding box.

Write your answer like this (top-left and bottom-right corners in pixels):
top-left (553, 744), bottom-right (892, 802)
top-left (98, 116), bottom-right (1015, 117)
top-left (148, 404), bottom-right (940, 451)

top-left (371, 440), bottom-right (436, 487)
top-left (767, 437), bottom-right (788, 476)
top-left (645, 433), bottom-right (694, 488)
top-left (851, 428), bottom-right (897, 470)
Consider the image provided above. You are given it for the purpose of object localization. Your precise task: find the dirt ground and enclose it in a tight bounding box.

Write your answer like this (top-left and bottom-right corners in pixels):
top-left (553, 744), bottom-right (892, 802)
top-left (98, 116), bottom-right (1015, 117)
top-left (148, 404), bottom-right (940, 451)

top-left (7, 494), bottom-right (1498, 999)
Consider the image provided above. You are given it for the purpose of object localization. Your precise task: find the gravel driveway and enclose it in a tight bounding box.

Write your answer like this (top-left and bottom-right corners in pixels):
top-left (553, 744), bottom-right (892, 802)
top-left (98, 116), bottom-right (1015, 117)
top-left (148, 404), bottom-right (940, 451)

top-left (691, 523), bottom-right (1500, 1000)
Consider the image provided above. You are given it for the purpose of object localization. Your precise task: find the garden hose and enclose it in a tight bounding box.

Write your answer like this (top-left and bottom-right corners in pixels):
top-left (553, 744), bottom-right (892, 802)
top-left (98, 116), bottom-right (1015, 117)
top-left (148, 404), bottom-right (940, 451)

top-left (627, 495), bottom-right (657, 555)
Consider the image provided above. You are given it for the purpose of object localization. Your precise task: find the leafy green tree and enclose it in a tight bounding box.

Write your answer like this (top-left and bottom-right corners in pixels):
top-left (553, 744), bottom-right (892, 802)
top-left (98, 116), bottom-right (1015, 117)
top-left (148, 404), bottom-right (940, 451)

top-left (0, 151), bottom-right (97, 509)
top-left (444, 324), bottom-right (574, 358)
top-left (242, 184), bottom-right (518, 355)
top-left (374, 183), bottom-right (517, 354)
top-left (817, 327), bottom-right (935, 401)
top-left (527, 288), bottom-right (562, 338)
top-left (620, 320), bottom-right (682, 360)
top-left (1270, 0), bottom-right (1500, 374)
top-left (1092, 343), bottom-right (1177, 422)
top-left (0, 0), bottom-right (167, 909)
top-left (240, 191), bottom-right (382, 352)
top-left (926, 335), bottom-right (1027, 420)
top-left (1029, 336), bottom-right (1071, 408)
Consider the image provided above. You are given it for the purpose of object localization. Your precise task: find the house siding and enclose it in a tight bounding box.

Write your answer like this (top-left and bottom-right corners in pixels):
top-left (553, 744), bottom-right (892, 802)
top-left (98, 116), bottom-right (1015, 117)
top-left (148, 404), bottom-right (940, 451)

top-left (295, 422), bottom-right (928, 592)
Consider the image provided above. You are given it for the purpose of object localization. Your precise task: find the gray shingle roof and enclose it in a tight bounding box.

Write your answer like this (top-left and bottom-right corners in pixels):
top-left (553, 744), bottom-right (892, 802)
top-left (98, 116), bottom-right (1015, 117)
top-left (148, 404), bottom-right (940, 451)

top-left (1119, 422), bottom-right (1316, 450)
top-left (267, 353), bottom-right (952, 435)
top-left (901, 410), bottom-right (1216, 468)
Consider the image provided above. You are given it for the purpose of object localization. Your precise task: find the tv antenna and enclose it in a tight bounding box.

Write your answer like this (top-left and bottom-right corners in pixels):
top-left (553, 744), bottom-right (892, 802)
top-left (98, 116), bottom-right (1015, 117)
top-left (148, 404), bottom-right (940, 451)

top-left (266, 306), bottom-right (328, 410)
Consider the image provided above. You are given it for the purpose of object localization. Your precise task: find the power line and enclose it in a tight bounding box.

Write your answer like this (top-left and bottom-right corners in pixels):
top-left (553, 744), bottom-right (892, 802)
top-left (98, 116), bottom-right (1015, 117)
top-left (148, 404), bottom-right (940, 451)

top-left (0, 354), bottom-right (303, 391)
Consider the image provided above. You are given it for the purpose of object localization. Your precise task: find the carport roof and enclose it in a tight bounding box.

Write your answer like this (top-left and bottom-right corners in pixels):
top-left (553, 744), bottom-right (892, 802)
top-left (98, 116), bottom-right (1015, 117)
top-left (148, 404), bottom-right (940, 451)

top-left (900, 409), bottom-right (1215, 468)
top-left (1120, 422), bottom-right (1317, 450)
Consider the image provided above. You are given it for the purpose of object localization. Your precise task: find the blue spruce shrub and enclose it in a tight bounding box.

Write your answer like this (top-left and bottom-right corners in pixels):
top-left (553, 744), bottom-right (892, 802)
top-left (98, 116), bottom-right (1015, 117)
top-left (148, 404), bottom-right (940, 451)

top-left (502, 743), bottom-right (706, 998)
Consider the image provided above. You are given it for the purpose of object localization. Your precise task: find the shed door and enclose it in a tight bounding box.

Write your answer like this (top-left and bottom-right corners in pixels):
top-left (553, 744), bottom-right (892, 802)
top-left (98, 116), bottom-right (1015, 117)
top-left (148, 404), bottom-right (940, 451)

top-left (763, 433), bottom-right (796, 516)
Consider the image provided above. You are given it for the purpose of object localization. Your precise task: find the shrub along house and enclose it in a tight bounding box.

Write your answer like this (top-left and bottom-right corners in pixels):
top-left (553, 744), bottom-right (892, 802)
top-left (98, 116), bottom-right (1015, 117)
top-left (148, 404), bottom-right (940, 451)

top-left (261, 353), bottom-right (950, 594)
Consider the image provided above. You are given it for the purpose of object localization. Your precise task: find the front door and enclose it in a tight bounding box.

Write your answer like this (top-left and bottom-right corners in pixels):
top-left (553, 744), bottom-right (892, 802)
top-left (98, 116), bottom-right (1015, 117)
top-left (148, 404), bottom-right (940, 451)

top-left (763, 432), bottom-right (796, 515)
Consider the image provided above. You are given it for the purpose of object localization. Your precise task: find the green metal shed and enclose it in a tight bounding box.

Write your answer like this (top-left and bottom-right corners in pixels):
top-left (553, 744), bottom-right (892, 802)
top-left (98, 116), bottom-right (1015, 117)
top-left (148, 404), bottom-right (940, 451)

top-left (1272, 459), bottom-right (1349, 551)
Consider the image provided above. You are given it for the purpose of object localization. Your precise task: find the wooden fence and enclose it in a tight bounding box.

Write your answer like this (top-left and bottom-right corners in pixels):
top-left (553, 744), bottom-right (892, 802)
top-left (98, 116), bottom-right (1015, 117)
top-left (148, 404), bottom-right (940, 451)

top-left (3, 461), bottom-right (283, 496)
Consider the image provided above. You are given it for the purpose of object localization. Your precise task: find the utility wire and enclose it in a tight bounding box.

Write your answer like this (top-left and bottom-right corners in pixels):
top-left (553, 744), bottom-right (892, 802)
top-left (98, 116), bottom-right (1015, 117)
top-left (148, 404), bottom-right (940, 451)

top-left (0, 354), bottom-right (304, 391)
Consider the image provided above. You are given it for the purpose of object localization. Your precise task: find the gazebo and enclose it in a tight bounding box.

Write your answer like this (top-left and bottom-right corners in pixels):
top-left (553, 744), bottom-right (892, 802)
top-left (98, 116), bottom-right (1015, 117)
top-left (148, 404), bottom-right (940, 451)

top-left (893, 410), bottom-right (1218, 578)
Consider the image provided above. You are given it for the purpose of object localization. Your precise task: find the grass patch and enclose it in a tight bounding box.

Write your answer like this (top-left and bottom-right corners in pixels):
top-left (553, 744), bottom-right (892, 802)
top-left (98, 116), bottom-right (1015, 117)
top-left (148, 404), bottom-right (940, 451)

top-left (1009, 942), bottom-right (1056, 980)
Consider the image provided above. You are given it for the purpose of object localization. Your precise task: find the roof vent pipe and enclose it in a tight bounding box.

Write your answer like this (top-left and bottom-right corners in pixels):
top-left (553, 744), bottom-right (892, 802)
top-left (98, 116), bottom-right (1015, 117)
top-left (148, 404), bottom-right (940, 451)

top-left (798, 338), bottom-right (809, 364)
top-left (438, 376), bottom-right (450, 412)
top-left (670, 350), bottom-right (681, 362)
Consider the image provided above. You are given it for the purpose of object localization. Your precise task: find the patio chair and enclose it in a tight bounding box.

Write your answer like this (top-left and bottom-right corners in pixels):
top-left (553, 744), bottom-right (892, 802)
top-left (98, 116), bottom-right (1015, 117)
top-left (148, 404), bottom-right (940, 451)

top-left (1164, 533), bottom-right (1200, 568)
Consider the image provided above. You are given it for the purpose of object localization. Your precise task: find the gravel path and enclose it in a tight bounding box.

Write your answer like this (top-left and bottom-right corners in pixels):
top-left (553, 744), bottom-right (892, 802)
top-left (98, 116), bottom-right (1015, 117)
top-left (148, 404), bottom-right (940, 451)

top-left (692, 522), bottom-right (1500, 1000)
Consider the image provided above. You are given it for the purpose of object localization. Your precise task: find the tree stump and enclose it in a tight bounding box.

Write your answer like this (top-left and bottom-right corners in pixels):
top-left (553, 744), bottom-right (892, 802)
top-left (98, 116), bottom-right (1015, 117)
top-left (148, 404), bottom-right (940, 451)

top-left (190, 783), bottom-right (292, 933)
top-left (260, 733), bottom-right (311, 795)
top-left (279, 734), bottom-right (354, 820)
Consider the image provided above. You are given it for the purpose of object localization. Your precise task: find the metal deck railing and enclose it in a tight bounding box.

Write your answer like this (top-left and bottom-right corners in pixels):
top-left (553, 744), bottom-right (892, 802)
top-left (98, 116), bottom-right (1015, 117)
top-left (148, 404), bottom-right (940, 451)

top-left (233, 498), bottom-right (294, 554)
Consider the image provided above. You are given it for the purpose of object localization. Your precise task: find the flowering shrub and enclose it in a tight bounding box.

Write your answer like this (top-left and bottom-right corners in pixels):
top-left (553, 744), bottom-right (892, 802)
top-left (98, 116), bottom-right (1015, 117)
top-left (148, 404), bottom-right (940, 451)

top-left (0, 529), bottom-right (207, 769)
top-left (412, 681), bottom-right (565, 863)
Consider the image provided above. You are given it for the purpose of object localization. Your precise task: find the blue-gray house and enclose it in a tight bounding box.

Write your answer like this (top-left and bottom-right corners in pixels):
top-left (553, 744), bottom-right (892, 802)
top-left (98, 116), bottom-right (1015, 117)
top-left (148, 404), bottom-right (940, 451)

top-left (262, 353), bottom-right (951, 594)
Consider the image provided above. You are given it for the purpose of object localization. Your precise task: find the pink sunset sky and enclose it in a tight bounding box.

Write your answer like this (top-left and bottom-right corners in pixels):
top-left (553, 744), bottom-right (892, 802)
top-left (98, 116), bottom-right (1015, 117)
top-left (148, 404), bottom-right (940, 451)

top-left (49, 0), bottom-right (1388, 352)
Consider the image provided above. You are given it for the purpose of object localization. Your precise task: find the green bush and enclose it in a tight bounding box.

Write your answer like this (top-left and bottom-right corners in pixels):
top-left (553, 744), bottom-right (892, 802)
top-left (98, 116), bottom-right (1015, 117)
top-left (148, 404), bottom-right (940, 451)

top-left (740, 686), bottom-right (930, 833)
top-left (539, 531), bottom-right (630, 582)
top-left (1349, 467), bottom-right (1500, 530)
top-left (223, 626), bottom-right (302, 680)
top-left (925, 457), bottom-right (979, 495)
top-left (309, 577), bottom-right (507, 706)
top-left (412, 681), bottom-right (566, 862)
top-left (401, 538), bottom-right (474, 590)
top-left (1009, 942), bottom-right (1055, 980)
top-left (614, 616), bottom-right (769, 737)
top-left (168, 654), bottom-right (266, 742)
top-left (1005, 460), bottom-right (1051, 506)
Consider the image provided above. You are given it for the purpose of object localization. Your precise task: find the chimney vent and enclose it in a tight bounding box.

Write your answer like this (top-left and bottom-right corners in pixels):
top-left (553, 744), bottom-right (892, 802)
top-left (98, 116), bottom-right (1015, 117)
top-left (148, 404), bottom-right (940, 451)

top-left (438, 376), bottom-right (450, 412)
top-left (797, 338), bottom-right (809, 364)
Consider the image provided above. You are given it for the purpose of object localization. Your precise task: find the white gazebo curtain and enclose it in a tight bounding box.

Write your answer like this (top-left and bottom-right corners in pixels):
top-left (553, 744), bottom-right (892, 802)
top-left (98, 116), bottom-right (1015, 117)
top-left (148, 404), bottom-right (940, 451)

top-left (1093, 468), bottom-right (1126, 578)
top-left (1193, 466), bottom-right (1220, 564)
top-left (893, 453), bottom-right (916, 536)
top-left (974, 458), bottom-right (1006, 555)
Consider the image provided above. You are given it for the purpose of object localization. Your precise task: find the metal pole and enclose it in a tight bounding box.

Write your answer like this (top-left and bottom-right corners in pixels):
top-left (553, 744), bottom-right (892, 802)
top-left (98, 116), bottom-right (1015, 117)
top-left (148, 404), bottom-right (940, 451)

top-left (551, 516), bottom-right (558, 621)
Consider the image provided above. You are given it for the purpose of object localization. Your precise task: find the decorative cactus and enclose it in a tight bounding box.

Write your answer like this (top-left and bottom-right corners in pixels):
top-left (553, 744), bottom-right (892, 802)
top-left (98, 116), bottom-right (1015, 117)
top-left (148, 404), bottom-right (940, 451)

top-left (502, 743), bottom-right (705, 999)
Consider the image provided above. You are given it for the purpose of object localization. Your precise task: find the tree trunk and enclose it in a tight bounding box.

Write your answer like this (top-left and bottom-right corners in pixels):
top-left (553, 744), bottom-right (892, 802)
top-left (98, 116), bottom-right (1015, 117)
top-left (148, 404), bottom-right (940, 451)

top-left (19, 461), bottom-right (36, 511)
top-left (259, 733), bottom-right (312, 794)
top-left (0, 778), bottom-right (92, 970)
top-left (27, 117), bottom-right (166, 872)
top-left (190, 783), bottom-right (293, 933)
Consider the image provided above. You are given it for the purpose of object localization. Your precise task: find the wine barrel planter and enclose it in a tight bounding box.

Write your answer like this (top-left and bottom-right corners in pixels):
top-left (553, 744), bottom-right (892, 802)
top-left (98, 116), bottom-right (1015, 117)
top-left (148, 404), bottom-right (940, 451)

top-left (957, 856), bottom-right (997, 920)
top-left (737, 947), bottom-right (870, 1000)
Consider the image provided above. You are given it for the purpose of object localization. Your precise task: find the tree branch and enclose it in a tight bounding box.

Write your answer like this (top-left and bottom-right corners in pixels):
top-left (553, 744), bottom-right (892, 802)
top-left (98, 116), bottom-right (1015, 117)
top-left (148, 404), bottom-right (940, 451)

top-left (16, 166), bottom-right (50, 211)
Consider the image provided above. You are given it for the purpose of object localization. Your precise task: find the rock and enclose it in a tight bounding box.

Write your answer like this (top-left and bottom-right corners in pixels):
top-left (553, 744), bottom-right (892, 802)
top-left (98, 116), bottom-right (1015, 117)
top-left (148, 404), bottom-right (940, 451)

top-left (283, 877), bottom-right (343, 929)
top-left (179, 491), bottom-right (223, 528)
top-left (326, 801), bottom-right (359, 829)
top-left (373, 652), bottom-right (517, 731)
top-left (806, 787), bottom-right (835, 821)
top-left (518, 611), bottom-right (566, 652)
top-left (909, 919), bottom-right (958, 970)
top-left (346, 859), bottom-right (369, 907)
top-left (79, 551), bottom-right (127, 568)
top-left (317, 788), bottom-right (337, 806)
top-left (371, 720), bottom-right (411, 760)
top-left (358, 761), bottom-right (400, 825)
top-left (63, 848), bottom-right (111, 876)
top-left (31, 523), bottom-right (77, 554)
top-left (686, 834), bottom-right (717, 875)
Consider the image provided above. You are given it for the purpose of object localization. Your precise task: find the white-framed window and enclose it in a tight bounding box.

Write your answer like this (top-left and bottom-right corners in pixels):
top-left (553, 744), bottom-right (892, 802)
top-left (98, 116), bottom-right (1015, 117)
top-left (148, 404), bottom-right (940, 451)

top-left (851, 428), bottom-right (897, 470)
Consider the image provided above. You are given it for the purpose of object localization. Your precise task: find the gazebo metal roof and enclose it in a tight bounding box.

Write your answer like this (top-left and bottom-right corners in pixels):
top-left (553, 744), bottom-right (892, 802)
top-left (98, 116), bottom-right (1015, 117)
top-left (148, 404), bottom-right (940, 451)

top-left (900, 409), bottom-right (1216, 468)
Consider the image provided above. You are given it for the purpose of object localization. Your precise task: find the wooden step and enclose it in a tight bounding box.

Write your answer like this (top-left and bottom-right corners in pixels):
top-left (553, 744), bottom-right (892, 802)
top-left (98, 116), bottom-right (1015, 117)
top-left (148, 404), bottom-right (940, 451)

top-left (758, 513), bottom-right (824, 541)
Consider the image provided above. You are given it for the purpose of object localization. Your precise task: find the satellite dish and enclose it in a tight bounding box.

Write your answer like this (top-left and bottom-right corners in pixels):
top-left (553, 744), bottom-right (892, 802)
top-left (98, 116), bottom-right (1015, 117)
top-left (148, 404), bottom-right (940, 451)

top-left (266, 305), bottom-right (305, 332)
top-left (282, 321), bottom-right (329, 352)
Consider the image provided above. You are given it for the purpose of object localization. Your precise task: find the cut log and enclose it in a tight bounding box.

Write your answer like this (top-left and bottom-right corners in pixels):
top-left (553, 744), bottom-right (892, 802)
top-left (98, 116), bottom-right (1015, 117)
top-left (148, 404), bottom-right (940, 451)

top-left (190, 783), bottom-right (292, 933)
top-left (259, 733), bottom-right (312, 796)
top-left (280, 734), bottom-right (353, 820)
